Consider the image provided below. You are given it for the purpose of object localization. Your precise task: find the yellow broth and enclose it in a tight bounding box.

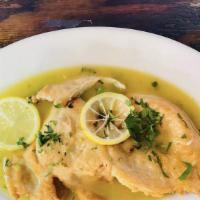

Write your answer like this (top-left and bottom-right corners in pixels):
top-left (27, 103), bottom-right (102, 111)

top-left (0, 66), bottom-right (199, 200)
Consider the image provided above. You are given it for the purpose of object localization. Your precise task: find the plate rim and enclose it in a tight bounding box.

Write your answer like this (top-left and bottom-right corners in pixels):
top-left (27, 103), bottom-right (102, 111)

top-left (1, 27), bottom-right (199, 55)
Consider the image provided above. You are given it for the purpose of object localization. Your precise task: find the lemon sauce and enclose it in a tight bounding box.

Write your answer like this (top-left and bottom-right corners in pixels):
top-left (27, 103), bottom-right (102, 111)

top-left (0, 66), bottom-right (199, 200)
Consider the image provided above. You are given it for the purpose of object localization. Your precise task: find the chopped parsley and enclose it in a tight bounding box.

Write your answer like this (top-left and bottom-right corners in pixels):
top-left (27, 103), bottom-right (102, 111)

top-left (181, 134), bottom-right (187, 139)
top-left (125, 98), bottom-right (163, 149)
top-left (96, 86), bottom-right (105, 94)
top-left (165, 142), bottom-right (172, 152)
top-left (38, 124), bottom-right (61, 147)
top-left (152, 150), bottom-right (169, 178)
top-left (179, 162), bottom-right (193, 180)
top-left (16, 137), bottom-right (29, 149)
top-left (105, 110), bottom-right (116, 127)
top-left (5, 159), bottom-right (12, 167)
top-left (124, 98), bottom-right (170, 178)
top-left (81, 67), bottom-right (96, 74)
top-left (26, 96), bottom-right (33, 104)
top-left (125, 99), bottom-right (132, 107)
top-left (98, 80), bottom-right (104, 84)
top-left (54, 104), bottom-right (63, 108)
top-left (156, 142), bottom-right (172, 154)
top-left (151, 81), bottom-right (159, 88)
top-left (177, 113), bottom-right (188, 128)
top-left (148, 155), bottom-right (152, 161)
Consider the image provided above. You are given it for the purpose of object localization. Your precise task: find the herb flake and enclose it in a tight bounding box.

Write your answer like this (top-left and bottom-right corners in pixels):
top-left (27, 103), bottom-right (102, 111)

top-left (16, 137), bottom-right (29, 149)
top-left (125, 99), bottom-right (132, 107)
top-left (98, 80), bottom-right (104, 84)
top-left (54, 104), bottom-right (63, 108)
top-left (177, 113), bottom-right (188, 128)
top-left (38, 124), bottom-right (61, 147)
top-left (181, 134), bottom-right (187, 139)
top-left (5, 159), bottom-right (12, 167)
top-left (179, 162), bottom-right (193, 180)
top-left (26, 96), bottom-right (33, 104)
top-left (96, 86), bottom-right (105, 94)
top-left (156, 142), bottom-right (172, 154)
top-left (151, 81), bottom-right (159, 88)
top-left (148, 155), bottom-right (152, 161)
top-left (152, 150), bottom-right (169, 178)
top-left (81, 67), bottom-right (96, 74)
top-left (125, 98), bottom-right (163, 149)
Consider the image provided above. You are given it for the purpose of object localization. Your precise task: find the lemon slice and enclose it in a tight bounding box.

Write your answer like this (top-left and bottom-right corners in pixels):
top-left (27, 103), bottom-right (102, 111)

top-left (80, 92), bottom-right (132, 145)
top-left (0, 97), bottom-right (40, 150)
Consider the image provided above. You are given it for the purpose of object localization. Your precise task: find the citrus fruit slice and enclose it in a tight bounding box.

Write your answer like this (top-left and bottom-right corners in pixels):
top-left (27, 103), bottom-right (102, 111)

top-left (80, 92), bottom-right (132, 145)
top-left (0, 97), bottom-right (40, 150)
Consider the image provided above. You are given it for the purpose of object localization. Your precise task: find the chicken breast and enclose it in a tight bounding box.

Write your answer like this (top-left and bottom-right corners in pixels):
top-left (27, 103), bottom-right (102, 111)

top-left (4, 143), bottom-right (106, 200)
top-left (3, 144), bottom-right (61, 200)
top-left (108, 94), bottom-right (200, 197)
top-left (34, 76), bottom-right (125, 105)
top-left (36, 99), bottom-right (112, 181)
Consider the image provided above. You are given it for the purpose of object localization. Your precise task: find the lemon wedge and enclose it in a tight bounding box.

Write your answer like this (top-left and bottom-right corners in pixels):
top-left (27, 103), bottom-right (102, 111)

top-left (0, 97), bottom-right (40, 150)
top-left (80, 92), bottom-right (132, 145)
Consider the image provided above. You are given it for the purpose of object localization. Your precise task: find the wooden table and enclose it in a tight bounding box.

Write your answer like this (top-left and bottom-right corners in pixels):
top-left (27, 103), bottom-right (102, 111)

top-left (0, 0), bottom-right (200, 51)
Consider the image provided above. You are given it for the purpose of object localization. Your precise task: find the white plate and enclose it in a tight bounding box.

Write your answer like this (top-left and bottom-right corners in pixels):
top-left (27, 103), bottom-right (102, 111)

top-left (0, 27), bottom-right (200, 200)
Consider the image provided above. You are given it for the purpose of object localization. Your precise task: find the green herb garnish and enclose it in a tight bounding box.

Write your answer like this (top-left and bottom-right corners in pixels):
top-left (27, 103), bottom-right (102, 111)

top-left (26, 96), bottom-right (33, 104)
top-left (81, 67), bottom-right (96, 74)
top-left (179, 162), bottom-right (193, 180)
top-left (148, 155), bottom-right (152, 161)
top-left (156, 142), bottom-right (172, 154)
top-left (177, 113), bottom-right (188, 128)
top-left (5, 159), bottom-right (12, 167)
top-left (152, 150), bottom-right (169, 178)
top-left (16, 137), bottom-right (29, 149)
top-left (54, 104), bottom-right (63, 108)
top-left (96, 86), bottom-right (105, 94)
top-left (125, 98), bottom-right (163, 149)
top-left (125, 99), bottom-right (132, 107)
top-left (105, 110), bottom-right (116, 127)
top-left (151, 81), bottom-right (159, 88)
top-left (181, 134), bottom-right (187, 139)
top-left (165, 142), bottom-right (172, 152)
top-left (38, 124), bottom-right (61, 147)
top-left (98, 80), bottom-right (104, 84)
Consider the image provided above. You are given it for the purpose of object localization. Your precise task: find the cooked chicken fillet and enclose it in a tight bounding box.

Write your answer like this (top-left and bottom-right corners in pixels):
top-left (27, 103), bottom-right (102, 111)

top-left (36, 99), bottom-right (112, 180)
top-left (3, 144), bottom-right (60, 200)
top-left (34, 76), bottom-right (125, 105)
top-left (4, 145), bottom-right (106, 200)
top-left (108, 94), bottom-right (200, 197)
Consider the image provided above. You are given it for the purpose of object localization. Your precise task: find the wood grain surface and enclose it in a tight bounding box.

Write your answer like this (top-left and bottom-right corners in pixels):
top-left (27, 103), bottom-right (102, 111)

top-left (0, 0), bottom-right (200, 51)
